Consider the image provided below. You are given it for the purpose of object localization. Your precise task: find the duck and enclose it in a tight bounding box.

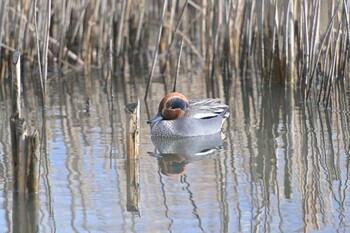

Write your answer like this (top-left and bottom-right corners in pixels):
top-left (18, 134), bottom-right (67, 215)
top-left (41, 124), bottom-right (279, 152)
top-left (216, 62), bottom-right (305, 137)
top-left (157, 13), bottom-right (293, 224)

top-left (147, 92), bottom-right (229, 137)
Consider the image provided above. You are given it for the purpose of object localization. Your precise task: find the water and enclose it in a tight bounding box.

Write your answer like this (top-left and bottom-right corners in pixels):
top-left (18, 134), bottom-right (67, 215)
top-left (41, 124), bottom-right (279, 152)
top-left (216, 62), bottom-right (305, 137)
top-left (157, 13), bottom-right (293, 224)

top-left (0, 68), bottom-right (350, 233)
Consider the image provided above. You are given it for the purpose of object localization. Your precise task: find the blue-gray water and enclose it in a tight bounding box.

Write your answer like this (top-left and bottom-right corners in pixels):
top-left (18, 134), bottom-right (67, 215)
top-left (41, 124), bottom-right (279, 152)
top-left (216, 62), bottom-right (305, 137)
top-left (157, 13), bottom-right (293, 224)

top-left (0, 69), bottom-right (350, 233)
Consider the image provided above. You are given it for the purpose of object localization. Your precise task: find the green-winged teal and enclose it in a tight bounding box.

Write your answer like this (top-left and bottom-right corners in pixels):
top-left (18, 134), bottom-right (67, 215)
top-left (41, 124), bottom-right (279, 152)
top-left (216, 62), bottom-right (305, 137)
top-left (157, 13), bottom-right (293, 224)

top-left (147, 92), bottom-right (229, 137)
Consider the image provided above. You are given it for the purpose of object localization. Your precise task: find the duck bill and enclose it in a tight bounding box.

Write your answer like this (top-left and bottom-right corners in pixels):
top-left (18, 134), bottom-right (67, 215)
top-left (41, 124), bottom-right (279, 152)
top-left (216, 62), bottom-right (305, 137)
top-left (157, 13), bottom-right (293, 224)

top-left (147, 112), bottom-right (164, 124)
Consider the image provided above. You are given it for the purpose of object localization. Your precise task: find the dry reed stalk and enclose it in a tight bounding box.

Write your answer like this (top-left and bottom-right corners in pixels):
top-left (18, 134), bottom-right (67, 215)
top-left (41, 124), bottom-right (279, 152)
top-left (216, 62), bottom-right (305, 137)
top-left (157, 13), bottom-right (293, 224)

top-left (268, 1), bottom-right (278, 85)
top-left (168, 0), bottom-right (176, 46)
top-left (306, 1), bottom-right (340, 100)
top-left (172, 29), bottom-right (203, 59)
top-left (135, 4), bottom-right (145, 47)
top-left (321, 38), bottom-right (333, 103)
top-left (49, 37), bottom-right (85, 65)
top-left (221, 0), bottom-right (233, 84)
top-left (229, 1), bottom-right (243, 70)
top-left (201, 0), bottom-right (207, 55)
top-left (204, 0), bottom-right (213, 97)
top-left (173, 36), bottom-right (184, 92)
top-left (209, 1), bottom-right (224, 98)
top-left (144, 0), bottom-right (168, 100)
top-left (159, 28), bottom-right (167, 75)
top-left (58, 0), bottom-right (72, 63)
top-left (247, 1), bottom-right (255, 56)
top-left (0, 0), bottom-right (8, 62)
top-left (160, 0), bottom-right (188, 79)
top-left (17, 0), bottom-right (25, 52)
top-left (34, 0), bottom-right (44, 98)
top-left (124, 0), bottom-right (133, 52)
top-left (325, 22), bottom-right (342, 106)
top-left (309, 0), bottom-right (320, 74)
top-left (22, 0), bottom-right (34, 54)
top-left (68, 2), bottom-right (85, 43)
top-left (42, 0), bottom-right (51, 96)
top-left (317, 31), bottom-right (332, 104)
top-left (82, 0), bottom-right (100, 62)
top-left (343, 0), bottom-right (350, 45)
top-left (283, 0), bottom-right (294, 82)
top-left (109, 38), bottom-right (113, 74)
top-left (168, 0), bottom-right (188, 48)
top-left (116, 0), bottom-right (127, 56)
top-left (97, 1), bottom-right (106, 67)
top-left (338, 22), bottom-right (348, 78)
top-left (238, 1), bottom-right (252, 73)
top-left (257, 0), bottom-right (265, 74)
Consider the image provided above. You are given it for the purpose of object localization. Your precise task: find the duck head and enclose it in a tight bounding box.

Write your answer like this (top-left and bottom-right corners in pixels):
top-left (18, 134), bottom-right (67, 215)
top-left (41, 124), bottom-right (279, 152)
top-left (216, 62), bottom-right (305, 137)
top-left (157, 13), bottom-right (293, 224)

top-left (147, 92), bottom-right (190, 124)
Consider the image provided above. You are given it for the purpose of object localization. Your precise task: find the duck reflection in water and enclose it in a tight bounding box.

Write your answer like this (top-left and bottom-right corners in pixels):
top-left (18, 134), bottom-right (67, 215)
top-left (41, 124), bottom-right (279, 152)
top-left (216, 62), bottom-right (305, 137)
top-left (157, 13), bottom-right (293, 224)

top-left (149, 133), bottom-right (225, 176)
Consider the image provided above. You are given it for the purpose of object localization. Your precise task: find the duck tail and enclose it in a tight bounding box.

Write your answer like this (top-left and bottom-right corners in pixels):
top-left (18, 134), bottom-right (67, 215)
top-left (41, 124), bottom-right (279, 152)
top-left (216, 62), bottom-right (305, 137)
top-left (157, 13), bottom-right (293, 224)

top-left (220, 106), bottom-right (230, 119)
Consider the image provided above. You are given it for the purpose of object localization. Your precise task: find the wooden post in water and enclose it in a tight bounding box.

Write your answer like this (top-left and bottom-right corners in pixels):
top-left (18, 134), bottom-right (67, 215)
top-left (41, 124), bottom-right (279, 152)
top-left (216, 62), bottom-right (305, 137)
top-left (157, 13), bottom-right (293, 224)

top-left (125, 98), bottom-right (140, 213)
top-left (126, 99), bottom-right (140, 159)
top-left (11, 51), bottom-right (41, 233)
top-left (27, 130), bottom-right (41, 193)
top-left (10, 51), bottom-right (41, 193)
top-left (11, 51), bottom-right (26, 193)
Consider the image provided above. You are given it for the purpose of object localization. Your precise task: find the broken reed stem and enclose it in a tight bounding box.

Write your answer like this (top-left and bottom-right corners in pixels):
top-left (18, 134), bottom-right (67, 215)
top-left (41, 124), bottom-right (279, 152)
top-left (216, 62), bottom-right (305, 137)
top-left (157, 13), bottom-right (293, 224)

top-left (10, 53), bottom-right (25, 192)
top-left (12, 51), bottom-right (21, 118)
top-left (144, 0), bottom-right (168, 100)
top-left (173, 36), bottom-right (184, 92)
top-left (11, 117), bottom-right (27, 193)
top-left (126, 99), bottom-right (140, 160)
top-left (27, 130), bottom-right (40, 193)
top-left (125, 99), bottom-right (140, 213)
top-left (49, 37), bottom-right (85, 66)
top-left (126, 151), bottom-right (140, 213)
top-left (10, 51), bottom-right (41, 193)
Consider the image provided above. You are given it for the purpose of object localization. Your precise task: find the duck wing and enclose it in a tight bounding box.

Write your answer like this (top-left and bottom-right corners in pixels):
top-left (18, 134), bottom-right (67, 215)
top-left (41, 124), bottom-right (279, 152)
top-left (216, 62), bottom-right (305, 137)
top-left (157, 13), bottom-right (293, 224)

top-left (188, 99), bottom-right (229, 119)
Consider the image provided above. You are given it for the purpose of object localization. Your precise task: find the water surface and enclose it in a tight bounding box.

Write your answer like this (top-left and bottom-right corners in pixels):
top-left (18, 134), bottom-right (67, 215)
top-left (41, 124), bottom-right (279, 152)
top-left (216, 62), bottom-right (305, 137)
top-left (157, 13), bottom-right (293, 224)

top-left (0, 69), bottom-right (350, 233)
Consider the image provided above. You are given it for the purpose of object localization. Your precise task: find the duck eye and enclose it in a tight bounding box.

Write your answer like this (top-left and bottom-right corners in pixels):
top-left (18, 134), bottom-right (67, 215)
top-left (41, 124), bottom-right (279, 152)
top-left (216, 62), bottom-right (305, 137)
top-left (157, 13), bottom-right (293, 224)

top-left (166, 98), bottom-right (187, 110)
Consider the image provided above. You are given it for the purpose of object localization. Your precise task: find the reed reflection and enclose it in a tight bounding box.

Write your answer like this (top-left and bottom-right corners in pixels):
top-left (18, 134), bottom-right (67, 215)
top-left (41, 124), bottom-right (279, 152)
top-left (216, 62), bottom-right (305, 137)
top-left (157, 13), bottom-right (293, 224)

top-left (228, 79), bottom-right (350, 232)
top-left (12, 193), bottom-right (39, 233)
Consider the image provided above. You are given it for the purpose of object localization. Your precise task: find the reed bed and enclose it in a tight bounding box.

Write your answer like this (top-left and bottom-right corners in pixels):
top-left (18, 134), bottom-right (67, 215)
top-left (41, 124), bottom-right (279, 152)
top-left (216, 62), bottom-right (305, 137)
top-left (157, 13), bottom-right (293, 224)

top-left (0, 0), bottom-right (349, 105)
